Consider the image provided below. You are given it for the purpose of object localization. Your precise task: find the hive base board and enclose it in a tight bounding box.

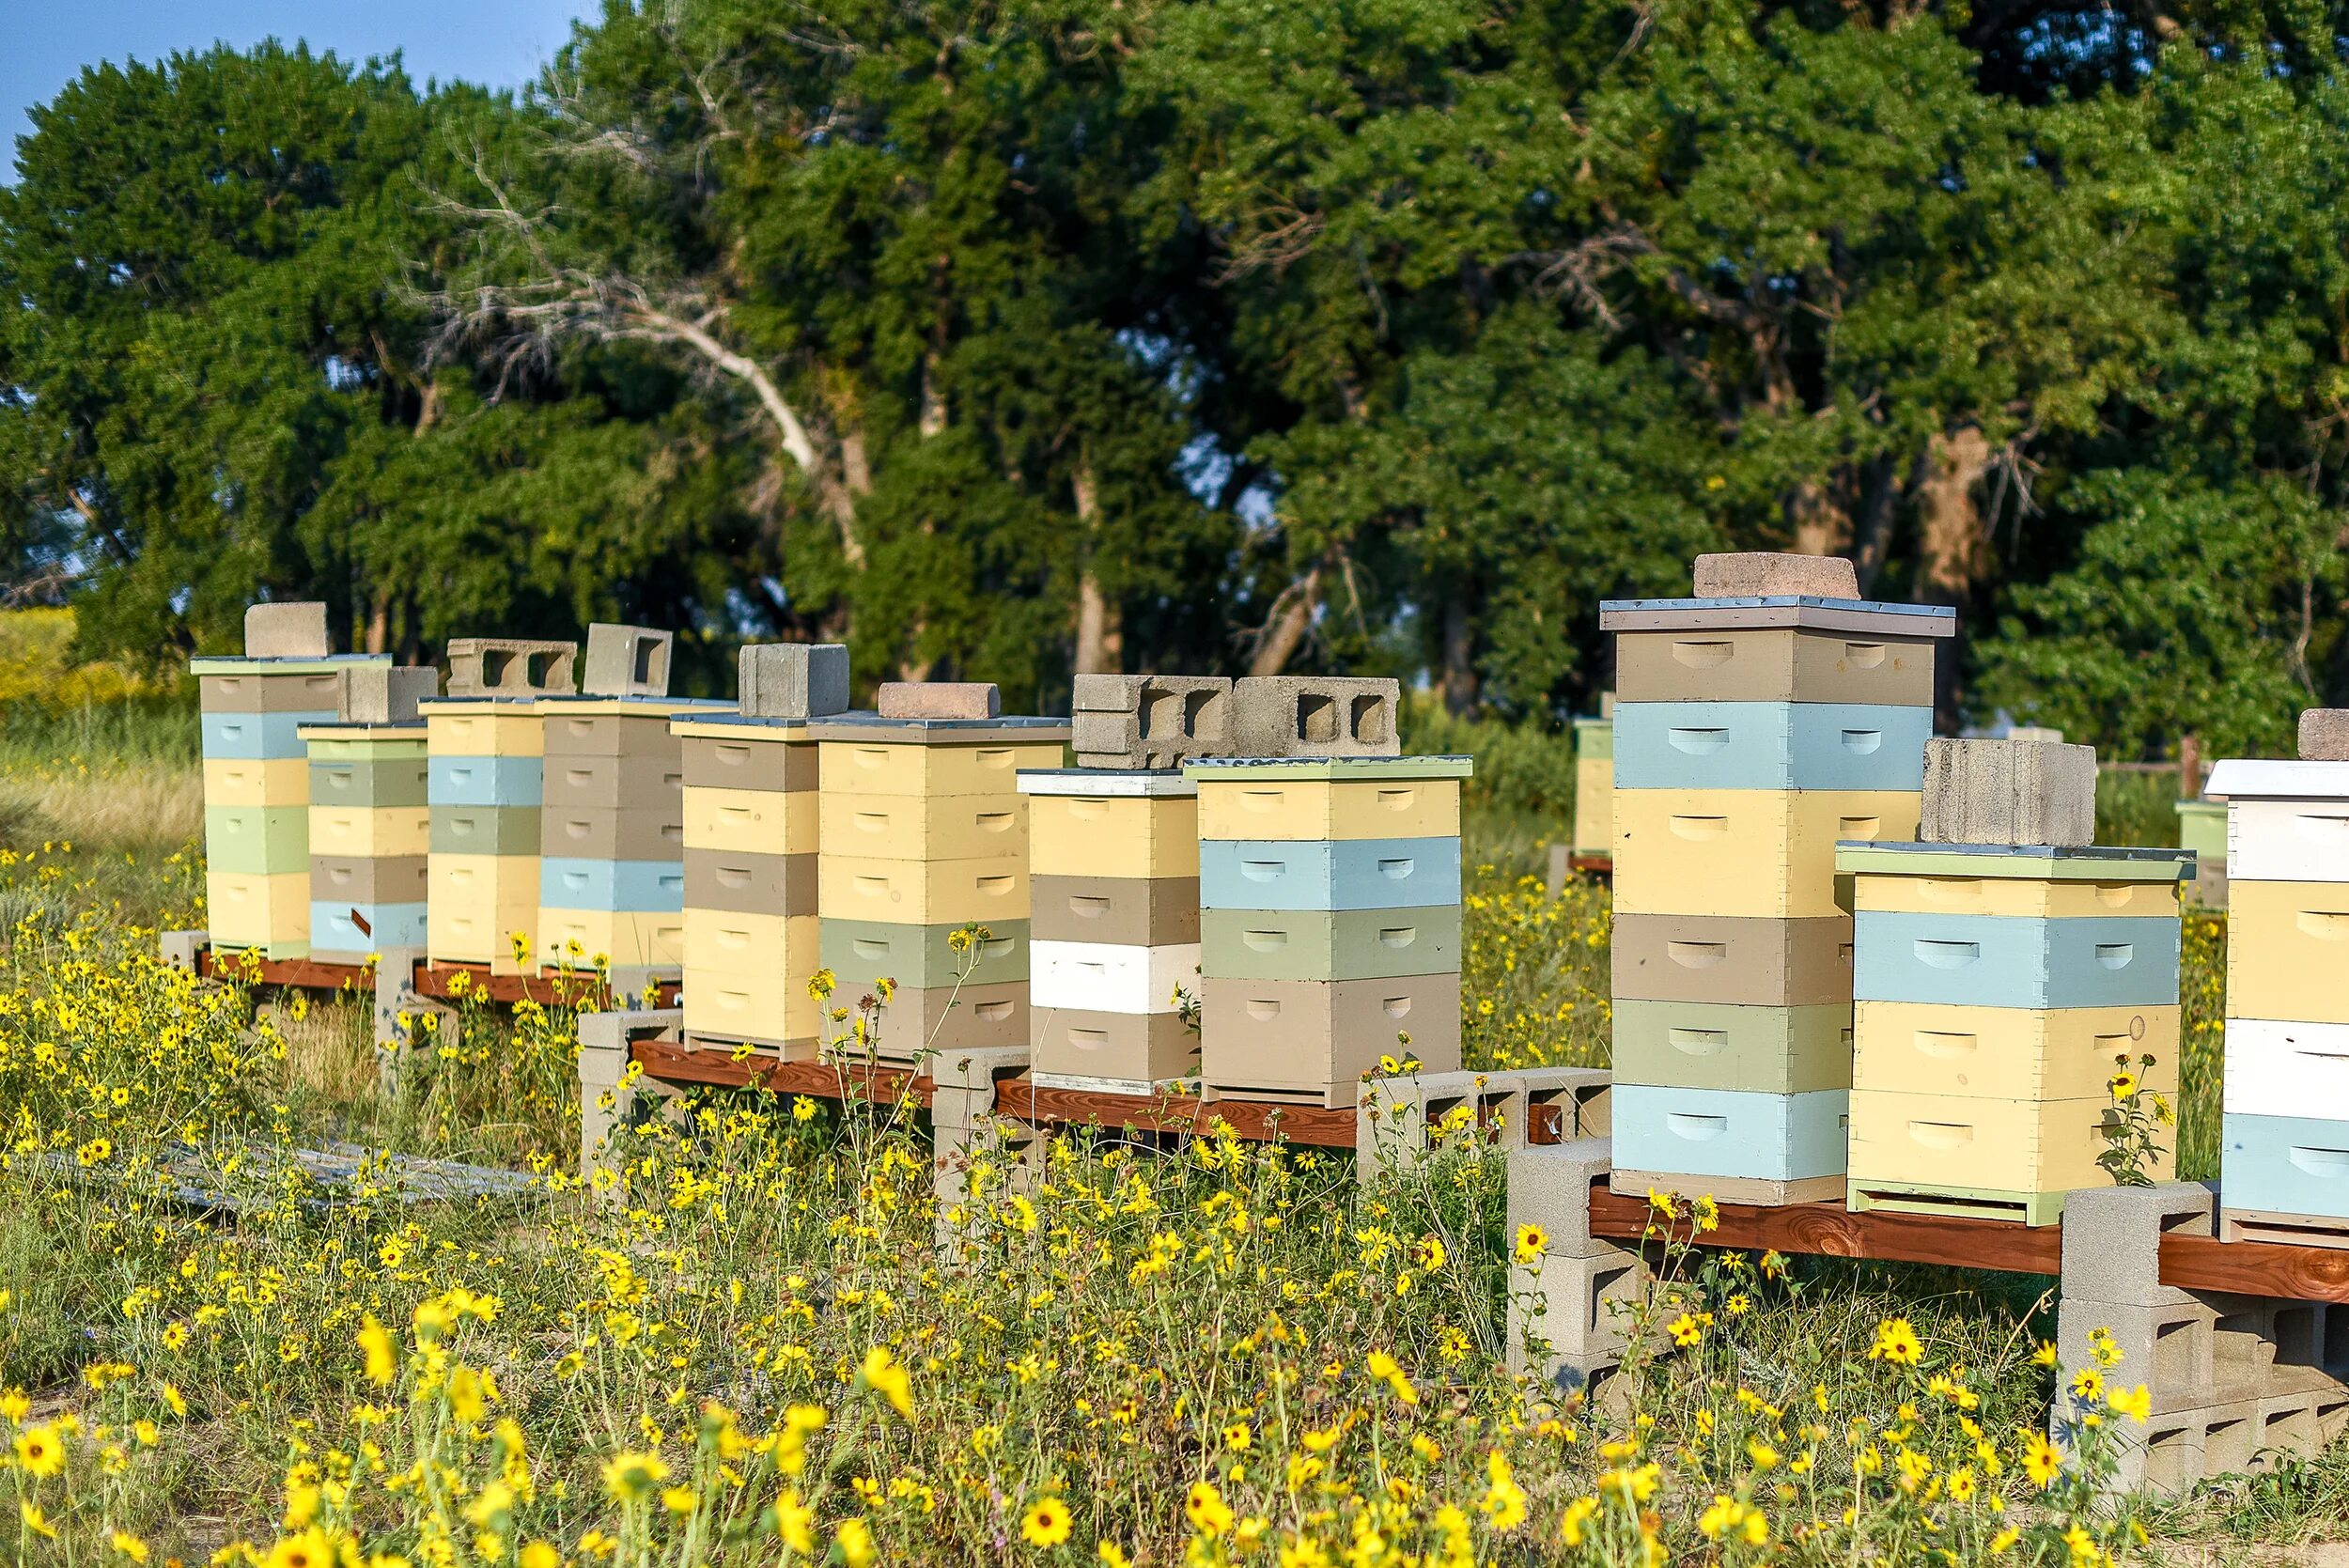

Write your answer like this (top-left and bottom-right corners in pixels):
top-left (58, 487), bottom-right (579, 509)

top-left (1203, 1075), bottom-right (1396, 1110)
top-left (2220, 1207), bottom-right (2349, 1249)
top-left (1031, 1072), bottom-right (1197, 1097)
top-left (680, 1030), bottom-right (823, 1063)
top-left (1847, 1179), bottom-right (2068, 1228)
top-left (1612, 1169), bottom-right (1843, 1207)
top-left (210, 939), bottom-right (314, 964)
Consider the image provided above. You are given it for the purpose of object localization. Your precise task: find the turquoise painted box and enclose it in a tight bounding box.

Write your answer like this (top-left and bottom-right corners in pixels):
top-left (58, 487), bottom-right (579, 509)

top-left (428, 755), bottom-right (546, 808)
top-left (202, 709), bottom-right (338, 760)
top-left (1611, 1084), bottom-right (1851, 1183)
top-left (1198, 837), bottom-right (1461, 912)
top-left (311, 901), bottom-right (430, 954)
top-left (1613, 701), bottom-right (1933, 793)
top-left (539, 857), bottom-right (687, 912)
top-left (1852, 912), bottom-right (2181, 1010)
top-left (2220, 1111), bottom-right (2349, 1220)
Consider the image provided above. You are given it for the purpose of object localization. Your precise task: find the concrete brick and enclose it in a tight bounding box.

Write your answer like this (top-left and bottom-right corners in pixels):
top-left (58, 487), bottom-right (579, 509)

top-left (2060, 1183), bottom-right (2217, 1309)
top-left (446, 639), bottom-right (578, 698)
top-left (245, 601), bottom-right (329, 658)
top-left (160, 930), bottom-right (208, 973)
top-left (1506, 1137), bottom-right (1621, 1260)
top-left (1509, 1249), bottom-right (1642, 1391)
top-left (1072, 675), bottom-right (1234, 768)
top-left (1230, 676), bottom-right (1402, 758)
top-left (2301, 709), bottom-right (2349, 762)
top-left (1514, 1067), bottom-right (1613, 1146)
top-left (739, 643), bottom-right (850, 719)
top-left (877, 681), bottom-right (1000, 720)
top-left (1691, 552), bottom-right (1859, 600)
top-left (583, 624), bottom-right (674, 697)
top-left (342, 665), bottom-right (439, 724)
top-left (1921, 737), bottom-right (2097, 846)
top-left (577, 1008), bottom-right (683, 1188)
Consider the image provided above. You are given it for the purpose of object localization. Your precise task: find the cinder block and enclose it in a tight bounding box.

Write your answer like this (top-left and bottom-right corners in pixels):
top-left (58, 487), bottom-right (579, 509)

top-left (2302, 709), bottom-right (2349, 762)
top-left (1506, 1138), bottom-right (1620, 1260)
top-left (583, 624), bottom-right (675, 697)
top-left (1072, 675), bottom-right (1234, 768)
top-left (245, 601), bottom-right (329, 658)
top-left (877, 681), bottom-right (1000, 720)
top-left (929, 1045), bottom-right (1033, 1132)
top-left (160, 930), bottom-right (208, 973)
top-left (2056, 1296), bottom-right (2219, 1402)
top-left (1691, 552), bottom-right (1859, 600)
top-left (1921, 737), bottom-right (2097, 846)
top-left (1509, 1249), bottom-right (1642, 1391)
top-left (1231, 676), bottom-right (1401, 758)
top-left (2060, 1183), bottom-right (2217, 1310)
top-left (341, 665), bottom-right (439, 724)
top-left (739, 643), bottom-right (850, 719)
top-left (1517, 1066), bottom-right (1613, 1144)
top-left (445, 639), bottom-right (578, 698)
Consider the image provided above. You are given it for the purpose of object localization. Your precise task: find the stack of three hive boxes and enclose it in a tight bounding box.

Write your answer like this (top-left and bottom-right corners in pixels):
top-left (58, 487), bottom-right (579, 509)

top-left (1035, 675), bottom-right (1467, 1105)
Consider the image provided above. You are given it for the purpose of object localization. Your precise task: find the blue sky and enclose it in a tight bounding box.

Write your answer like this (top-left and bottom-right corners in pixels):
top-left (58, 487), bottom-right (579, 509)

top-left (6, 0), bottom-right (596, 178)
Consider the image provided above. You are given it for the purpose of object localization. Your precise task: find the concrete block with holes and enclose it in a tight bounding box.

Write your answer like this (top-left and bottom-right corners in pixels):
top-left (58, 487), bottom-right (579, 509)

top-left (576, 1008), bottom-right (685, 1193)
top-left (1355, 1066), bottom-right (1611, 1181)
top-left (1230, 676), bottom-right (1401, 759)
top-left (583, 624), bottom-right (674, 698)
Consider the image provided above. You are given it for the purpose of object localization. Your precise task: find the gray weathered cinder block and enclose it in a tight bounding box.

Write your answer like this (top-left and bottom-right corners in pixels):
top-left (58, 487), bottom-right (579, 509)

top-left (245, 601), bottom-right (329, 658)
top-left (2301, 709), bottom-right (2349, 762)
top-left (1921, 737), bottom-right (2097, 846)
top-left (577, 1008), bottom-right (683, 1188)
top-left (1506, 1138), bottom-right (1622, 1261)
top-left (342, 665), bottom-right (440, 724)
top-left (446, 639), bottom-right (578, 698)
top-left (2061, 1183), bottom-right (2217, 1310)
top-left (739, 643), bottom-right (849, 719)
top-left (1509, 1250), bottom-right (1642, 1391)
top-left (1073, 675), bottom-right (1234, 768)
top-left (878, 681), bottom-right (1001, 720)
top-left (1231, 675), bottom-right (1401, 758)
top-left (583, 624), bottom-right (675, 697)
top-left (160, 930), bottom-right (208, 973)
top-left (1691, 552), bottom-right (1859, 600)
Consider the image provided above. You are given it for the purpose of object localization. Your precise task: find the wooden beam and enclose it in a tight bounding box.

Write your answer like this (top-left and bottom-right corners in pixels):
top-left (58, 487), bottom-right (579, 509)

top-left (992, 1079), bottom-right (1357, 1149)
top-left (1586, 1180), bottom-right (2065, 1275)
top-left (198, 950), bottom-right (371, 991)
top-left (2159, 1234), bottom-right (2349, 1305)
top-left (630, 1041), bottom-right (926, 1105)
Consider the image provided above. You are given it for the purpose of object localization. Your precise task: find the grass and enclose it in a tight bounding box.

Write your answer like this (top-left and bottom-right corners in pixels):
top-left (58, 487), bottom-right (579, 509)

top-left (0, 705), bottom-right (2334, 1567)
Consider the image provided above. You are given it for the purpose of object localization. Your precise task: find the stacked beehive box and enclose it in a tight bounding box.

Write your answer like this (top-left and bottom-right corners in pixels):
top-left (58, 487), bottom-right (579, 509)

top-left (535, 626), bottom-right (730, 973)
top-left (303, 667), bottom-right (439, 960)
top-left (2174, 797), bottom-right (2229, 907)
top-left (1022, 673), bottom-right (1234, 1090)
top-left (814, 684), bottom-right (1067, 1063)
top-left (1603, 553), bottom-right (1952, 1203)
top-left (1839, 738), bottom-right (2187, 1223)
top-left (1190, 681), bottom-right (1467, 1108)
top-left (2210, 710), bottom-right (2349, 1246)
top-left (425, 639), bottom-right (577, 974)
top-left (196, 604), bottom-right (390, 960)
top-left (1571, 705), bottom-right (1614, 863)
top-left (674, 644), bottom-right (847, 1058)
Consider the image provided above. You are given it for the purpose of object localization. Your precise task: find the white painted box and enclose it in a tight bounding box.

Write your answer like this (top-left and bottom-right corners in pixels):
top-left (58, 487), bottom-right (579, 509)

top-left (1030, 939), bottom-right (1201, 1016)
top-left (2228, 799), bottom-right (2349, 884)
top-left (2222, 1017), bottom-right (2349, 1120)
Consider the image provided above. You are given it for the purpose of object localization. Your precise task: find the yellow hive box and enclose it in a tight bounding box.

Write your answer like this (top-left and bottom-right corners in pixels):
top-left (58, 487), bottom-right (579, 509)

top-left (1572, 754), bottom-right (1613, 856)
top-left (204, 758), bottom-right (309, 809)
top-left (537, 909), bottom-right (685, 971)
top-left (682, 785), bottom-right (818, 858)
top-left (818, 739), bottom-right (1065, 799)
top-left (207, 870), bottom-right (308, 948)
top-left (820, 792), bottom-right (1029, 862)
top-left (1029, 793), bottom-right (1199, 880)
top-left (2227, 879), bottom-right (2349, 1025)
top-left (427, 707), bottom-right (545, 758)
top-left (428, 854), bottom-right (540, 967)
top-left (309, 806), bottom-right (431, 860)
top-left (1854, 1001), bottom-right (2182, 1101)
top-left (682, 910), bottom-right (821, 1043)
top-left (1194, 776), bottom-right (1458, 842)
top-left (1847, 1087), bottom-right (2170, 1205)
top-left (1613, 787), bottom-right (1921, 920)
top-left (1852, 873), bottom-right (2179, 920)
top-left (819, 853), bottom-right (1028, 926)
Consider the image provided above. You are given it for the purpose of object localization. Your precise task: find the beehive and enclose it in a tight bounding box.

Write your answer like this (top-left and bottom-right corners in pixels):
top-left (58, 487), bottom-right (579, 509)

top-left (812, 714), bottom-right (1068, 1063)
top-left (1838, 841), bottom-right (2189, 1224)
top-left (1571, 716), bottom-right (1612, 860)
top-left (424, 697), bottom-right (548, 973)
top-left (303, 722), bottom-right (429, 959)
top-left (1021, 769), bottom-right (1202, 1089)
top-left (197, 654), bottom-right (391, 959)
top-left (534, 696), bottom-right (730, 974)
top-left (2205, 755), bottom-right (2349, 1243)
top-left (1187, 755), bottom-right (1470, 1107)
top-left (1602, 578), bottom-right (1953, 1204)
top-left (674, 715), bottom-right (821, 1056)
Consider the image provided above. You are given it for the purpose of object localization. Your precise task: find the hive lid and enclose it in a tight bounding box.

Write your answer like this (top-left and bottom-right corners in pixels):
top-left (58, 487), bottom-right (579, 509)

top-left (801, 713), bottom-right (1072, 744)
top-left (534, 695), bottom-right (735, 716)
top-left (1017, 768), bottom-right (1196, 797)
top-left (296, 722), bottom-right (428, 739)
top-left (2202, 758), bottom-right (2349, 801)
top-left (1834, 840), bottom-right (2193, 881)
top-left (1599, 597), bottom-right (1958, 637)
top-left (1181, 754), bottom-right (1474, 782)
top-left (671, 714), bottom-right (813, 740)
top-left (191, 655), bottom-right (393, 676)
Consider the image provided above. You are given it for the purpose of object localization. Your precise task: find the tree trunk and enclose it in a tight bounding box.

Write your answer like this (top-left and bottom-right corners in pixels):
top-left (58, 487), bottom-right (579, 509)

top-left (1250, 558), bottom-right (1328, 677)
top-left (1071, 458), bottom-right (1122, 675)
top-left (1440, 586), bottom-right (1478, 715)
top-left (1787, 477), bottom-right (1852, 558)
top-left (1914, 425), bottom-right (1994, 729)
top-left (365, 591), bottom-right (390, 656)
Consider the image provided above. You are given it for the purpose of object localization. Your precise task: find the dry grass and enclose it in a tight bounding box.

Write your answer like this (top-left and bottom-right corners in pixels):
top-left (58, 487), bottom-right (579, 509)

top-left (0, 759), bottom-right (202, 850)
